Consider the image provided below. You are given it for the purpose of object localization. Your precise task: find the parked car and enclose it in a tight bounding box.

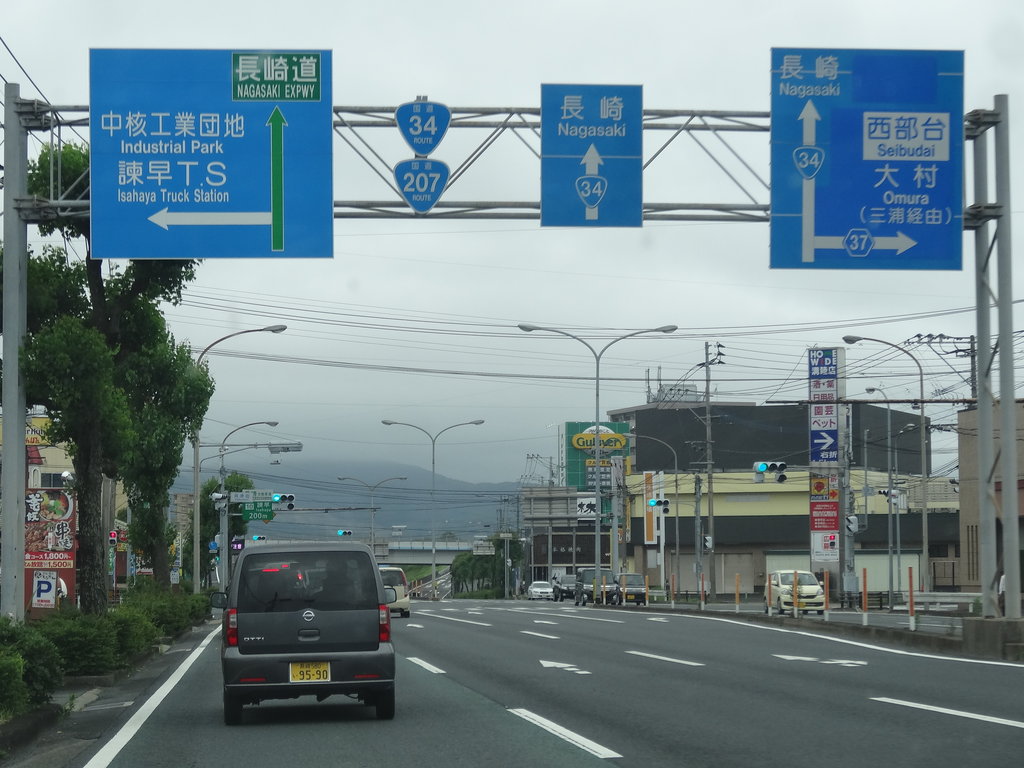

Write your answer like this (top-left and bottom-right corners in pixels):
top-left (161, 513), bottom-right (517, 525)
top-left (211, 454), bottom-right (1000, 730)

top-left (527, 580), bottom-right (555, 600)
top-left (210, 542), bottom-right (398, 724)
top-left (615, 573), bottom-right (648, 606)
top-left (379, 565), bottom-right (411, 617)
top-left (551, 574), bottom-right (575, 602)
top-left (574, 567), bottom-right (618, 605)
top-left (764, 569), bottom-right (825, 615)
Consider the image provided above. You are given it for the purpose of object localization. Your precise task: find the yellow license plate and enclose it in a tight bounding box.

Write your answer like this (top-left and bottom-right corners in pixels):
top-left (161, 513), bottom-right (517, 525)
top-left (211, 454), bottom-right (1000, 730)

top-left (796, 601), bottom-right (808, 609)
top-left (289, 661), bottom-right (330, 682)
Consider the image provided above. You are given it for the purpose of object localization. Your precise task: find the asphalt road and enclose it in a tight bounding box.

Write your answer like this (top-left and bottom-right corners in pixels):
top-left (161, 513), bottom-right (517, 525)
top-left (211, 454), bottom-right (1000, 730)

top-left (6, 600), bottom-right (1022, 768)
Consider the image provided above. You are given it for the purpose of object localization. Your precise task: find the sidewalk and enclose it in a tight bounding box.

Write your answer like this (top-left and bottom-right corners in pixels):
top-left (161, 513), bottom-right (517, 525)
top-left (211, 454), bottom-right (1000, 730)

top-left (0, 624), bottom-right (216, 767)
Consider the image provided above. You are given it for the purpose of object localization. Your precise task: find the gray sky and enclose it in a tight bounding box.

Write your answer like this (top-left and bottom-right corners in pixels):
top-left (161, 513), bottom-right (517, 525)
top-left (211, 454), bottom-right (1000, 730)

top-left (3, 0), bottom-right (1021, 491)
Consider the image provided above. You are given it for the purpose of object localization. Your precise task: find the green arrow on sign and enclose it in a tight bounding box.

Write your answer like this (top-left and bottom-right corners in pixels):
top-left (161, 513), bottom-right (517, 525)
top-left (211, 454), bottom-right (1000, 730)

top-left (267, 107), bottom-right (287, 252)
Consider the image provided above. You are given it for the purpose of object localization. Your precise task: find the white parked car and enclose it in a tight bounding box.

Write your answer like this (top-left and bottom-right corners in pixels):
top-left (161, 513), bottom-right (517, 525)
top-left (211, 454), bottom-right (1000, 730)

top-left (527, 580), bottom-right (555, 600)
top-left (764, 570), bottom-right (825, 615)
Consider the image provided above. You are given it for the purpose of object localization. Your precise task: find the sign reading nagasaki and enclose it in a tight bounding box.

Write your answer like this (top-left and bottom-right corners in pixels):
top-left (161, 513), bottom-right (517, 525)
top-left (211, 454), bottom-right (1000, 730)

top-left (541, 84), bottom-right (642, 227)
top-left (89, 49), bottom-right (333, 260)
top-left (770, 48), bottom-right (964, 270)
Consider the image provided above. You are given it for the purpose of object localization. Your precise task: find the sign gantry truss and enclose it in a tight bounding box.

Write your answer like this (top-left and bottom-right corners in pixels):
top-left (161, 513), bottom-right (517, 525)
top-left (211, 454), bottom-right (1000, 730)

top-left (331, 106), bottom-right (770, 221)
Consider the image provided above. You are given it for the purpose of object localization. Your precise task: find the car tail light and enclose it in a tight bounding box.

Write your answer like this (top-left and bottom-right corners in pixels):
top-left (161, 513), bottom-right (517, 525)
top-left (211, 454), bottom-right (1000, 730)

top-left (378, 604), bottom-right (391, 643)
top-left (225, 608), bottom-right (238, 647)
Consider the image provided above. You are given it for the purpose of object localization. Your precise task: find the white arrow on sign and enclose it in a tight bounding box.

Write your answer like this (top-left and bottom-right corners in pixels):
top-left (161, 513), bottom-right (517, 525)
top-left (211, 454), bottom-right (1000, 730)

top-left (148, 208), bottom-right (272, 230)
top-left (797, 98), bottom-right (918, 263)
top-left (581, 144), bottom-right (603, 175)
top-left (813, 432), bottom-right (836, 451)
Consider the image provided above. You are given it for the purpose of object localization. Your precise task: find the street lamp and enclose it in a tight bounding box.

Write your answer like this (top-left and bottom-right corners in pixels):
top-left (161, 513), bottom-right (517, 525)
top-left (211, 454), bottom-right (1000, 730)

top-left (337, 476), bottom-right (407, 553)
top-left (626, 433), bottom-right (678, 597)
top-left (381, 419), bottom-right (485, 599)
top-left (843, 335), bottom-right (930, 591)
top-left (519, 324), bottom-right (677, 586)
top-left (866, 386), bottom-right (895, 606)
top-left (216, 421), bottom-right (278, 587)
top-left (191, 324), bottom-right (286, 594)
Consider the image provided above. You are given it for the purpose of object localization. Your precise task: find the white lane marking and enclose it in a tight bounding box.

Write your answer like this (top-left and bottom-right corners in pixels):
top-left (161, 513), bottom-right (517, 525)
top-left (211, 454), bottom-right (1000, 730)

top-left (490, 607), bottom-right (623, 623)
top-left (509, 708), bottom-right (621, 758)
top-left (83, 627), bottom-right (221, 768)
top-left (626, 650), bottom-right (704, 667)
top-left (417, 611), bottom-right (492, 626)
top-left (680, 613), bottom-right (1024, 668)
top-left (406, 623), bottom-right (425, 628)
top-left (521, 631), bottom-right (560, 639)
top-left (539, 660), bottom-right (591, 675)
top-left (534, 620), bottom-right (559, 625)
top-left (774, 654), bottom-right (819, 662)
top-left (872, 697), bottom-right (1024, 729)
top-left (648, 617), bottom-right (670, 623)
top-left (406, 657), bottom-right (446, 674)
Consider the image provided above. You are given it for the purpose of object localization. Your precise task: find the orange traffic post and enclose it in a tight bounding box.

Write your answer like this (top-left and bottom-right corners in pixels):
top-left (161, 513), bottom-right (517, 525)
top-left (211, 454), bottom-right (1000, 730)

top-left (908, 566), bottom-right (916, 632)
top-left (823, 570), bottom-right (830, 619)
top-left (792, 570), bottom-right (799, 618)
top-left (735, 573), bottom-right (741, 614)
top-left (862, 568), bottom-right (869, 626)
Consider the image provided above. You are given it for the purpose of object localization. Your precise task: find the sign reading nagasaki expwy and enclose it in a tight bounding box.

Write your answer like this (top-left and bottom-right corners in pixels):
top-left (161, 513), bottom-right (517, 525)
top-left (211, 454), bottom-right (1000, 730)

top-left (89, 49), bottom-right (333, 260)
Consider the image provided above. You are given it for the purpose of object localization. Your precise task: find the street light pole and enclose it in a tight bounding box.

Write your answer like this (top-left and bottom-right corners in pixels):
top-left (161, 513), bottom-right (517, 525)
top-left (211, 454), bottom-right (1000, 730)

top-left (382, 419), bottom-right (484, 599)
top-left (866, 386), bottom-right (895, 606)
top-left (519, 324), bottom-right (677, 586)
top-left (191, 324), bottom-right (286, 594)
top-left (217, 421), bottom-right (278, 588)
top-left (843, 335), bottom-right (930, 591)
top-left (337, 476), bottom-right (407, 554)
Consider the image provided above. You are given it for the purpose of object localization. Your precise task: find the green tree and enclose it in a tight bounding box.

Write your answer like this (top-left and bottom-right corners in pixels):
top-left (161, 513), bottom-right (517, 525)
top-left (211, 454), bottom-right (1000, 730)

top-left (2, 143), bottom-right (214, 613)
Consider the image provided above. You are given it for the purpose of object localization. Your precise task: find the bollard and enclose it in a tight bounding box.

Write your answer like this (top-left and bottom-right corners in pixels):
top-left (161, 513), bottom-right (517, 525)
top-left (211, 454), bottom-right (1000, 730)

top-left (908, 566), bottom-right (916, 632)
top-left (735, 573), bottom-right (741, 614)
top-left (862, 568), bottom-right (869, 626)
top-left (824, 570), bottom-right (830, 621)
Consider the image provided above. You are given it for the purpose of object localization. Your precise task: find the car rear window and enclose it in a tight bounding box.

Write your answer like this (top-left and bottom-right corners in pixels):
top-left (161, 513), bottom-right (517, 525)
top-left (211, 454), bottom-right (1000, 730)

top-left (237, 551), bottom-right (378, 612)
top-left (380, 569), bottom-right (407, 588)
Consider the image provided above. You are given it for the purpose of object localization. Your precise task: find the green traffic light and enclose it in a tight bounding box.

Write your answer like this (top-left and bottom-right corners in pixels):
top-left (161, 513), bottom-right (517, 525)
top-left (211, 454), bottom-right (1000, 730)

top-left (754, 461), bottom-right (769, 473)
top-left (648, 498), bottom-right (658, 507)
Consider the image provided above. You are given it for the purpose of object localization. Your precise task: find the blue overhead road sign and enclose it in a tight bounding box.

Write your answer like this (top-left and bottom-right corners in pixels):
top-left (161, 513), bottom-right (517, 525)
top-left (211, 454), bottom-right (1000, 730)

top-left (541, 84), bottom-right (642, 227)
top-left (770, 49), bottom-right (964, 270)
top-left (90, 49), bottom-right (333, 259)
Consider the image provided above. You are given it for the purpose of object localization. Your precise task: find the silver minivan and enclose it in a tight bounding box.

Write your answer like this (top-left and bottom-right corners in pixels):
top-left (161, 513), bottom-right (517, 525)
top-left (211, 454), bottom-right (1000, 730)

top-left (210, 542), bottom-right (397, 724)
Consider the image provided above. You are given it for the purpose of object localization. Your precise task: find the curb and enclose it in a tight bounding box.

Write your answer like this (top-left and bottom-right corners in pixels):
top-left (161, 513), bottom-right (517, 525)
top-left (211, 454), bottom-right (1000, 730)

top-left (0, 703), bottom-right (63, 756)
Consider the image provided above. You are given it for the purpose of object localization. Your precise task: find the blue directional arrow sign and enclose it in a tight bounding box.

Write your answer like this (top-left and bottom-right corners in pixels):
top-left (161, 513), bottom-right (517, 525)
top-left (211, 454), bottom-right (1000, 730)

top-left (89, 49), bottom-right (333, 259)
top-left (541, 84), bottom-right (642, 227)
top-left (395, 100), bottom-right (451, 156)
top-left (770, 49), bottom-right (964, 270)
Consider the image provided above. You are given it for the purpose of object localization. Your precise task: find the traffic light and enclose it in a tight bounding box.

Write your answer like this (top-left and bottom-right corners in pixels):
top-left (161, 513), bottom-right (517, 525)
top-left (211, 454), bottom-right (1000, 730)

top-left (702, 534), bottom-right (713, 551)
top-left (846, 514), bottom-right (861, 533)
top-left (752, 461), bottom-right (787, 483)
top-left (108, 530), bottom-right (118, 546)
top-left (647, 498), bottom-right (670, 513)
top-left (337, 529), bottom-right (353, 536)
top-left (251, 535), bottom-right (267, 541)
top-left (272, 492), bottom-right (296, 510)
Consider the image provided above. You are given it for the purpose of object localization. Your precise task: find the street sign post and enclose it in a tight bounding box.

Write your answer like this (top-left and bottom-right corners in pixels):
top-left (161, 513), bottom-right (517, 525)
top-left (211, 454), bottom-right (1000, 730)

top-left (770, 48), bottom-right (964, 269)
top-left (89, 49), bottom-right (333, 259)
top-left (541, 84), bottom-right (642, 227)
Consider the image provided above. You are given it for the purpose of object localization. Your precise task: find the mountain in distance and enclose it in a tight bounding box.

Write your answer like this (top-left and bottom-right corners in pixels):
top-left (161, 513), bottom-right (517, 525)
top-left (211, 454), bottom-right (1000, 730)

top-left (180, 455), bottom-right (523, 544)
